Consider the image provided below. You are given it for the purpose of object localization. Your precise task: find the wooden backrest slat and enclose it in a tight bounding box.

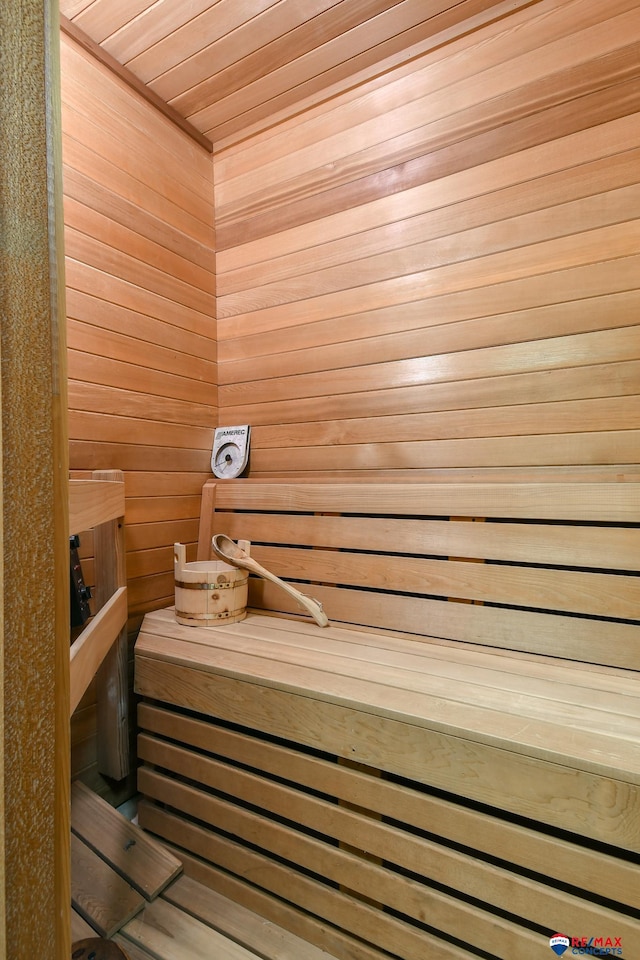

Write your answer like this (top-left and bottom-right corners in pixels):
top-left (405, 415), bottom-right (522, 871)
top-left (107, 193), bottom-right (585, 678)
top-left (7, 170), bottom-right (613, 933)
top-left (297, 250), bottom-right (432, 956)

top-left (251, 581), bottom-right (640, 668)
top-left (250, 545), bottom-right (639, 622)
top-left (214, 482), bottom-right (640, 522)
top-left (247, 546), bottom-right (639, 620)
top-left (203, 480), bottom-right (640, 667)
top-left (221, 513), bottom-right (640, 570)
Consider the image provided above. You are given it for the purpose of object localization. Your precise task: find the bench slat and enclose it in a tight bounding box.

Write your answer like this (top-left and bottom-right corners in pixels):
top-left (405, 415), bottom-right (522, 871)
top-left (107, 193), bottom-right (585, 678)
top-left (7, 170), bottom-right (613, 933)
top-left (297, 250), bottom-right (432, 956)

top-left (246, 544), bottom-right (640, 619)
top-left (138, 702), bottom-right (640, 910)
top-left (139, 803), bottom-right (475, 960)
top-left (234, 609), bottom-right (640, 693)
top-left (136, 621), bottom-right (640, 778)
top-left (138, 767), bottom-right (546, 960)
top-left (139, 609), bottom-right (640, 721)
top-left (221, 512), bottom-right (640, 570)
top-left (214, 481), bottom-right (640, 521)
top-left (140, 733), bottom-right (637, 944)
top-left (253, 579), bottom-right (640, 667)
top-left (136, 654), bottom-right (640, 852)
top-left (138, 733), bottom-right (640, 944)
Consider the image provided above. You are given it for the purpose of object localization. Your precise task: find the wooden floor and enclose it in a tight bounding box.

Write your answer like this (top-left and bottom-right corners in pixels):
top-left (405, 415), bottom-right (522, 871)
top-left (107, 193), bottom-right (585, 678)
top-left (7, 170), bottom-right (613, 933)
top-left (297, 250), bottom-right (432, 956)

top-left (77, 875), bottom-right (335, 960)
top-left (71, 783), bottom-right (337, 960)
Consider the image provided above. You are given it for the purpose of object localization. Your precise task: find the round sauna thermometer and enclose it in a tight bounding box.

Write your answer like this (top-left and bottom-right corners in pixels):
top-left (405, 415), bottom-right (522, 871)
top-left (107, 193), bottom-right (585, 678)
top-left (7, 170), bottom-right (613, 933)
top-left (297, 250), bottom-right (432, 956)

top-left (211, 424), bottom-right (251, 478)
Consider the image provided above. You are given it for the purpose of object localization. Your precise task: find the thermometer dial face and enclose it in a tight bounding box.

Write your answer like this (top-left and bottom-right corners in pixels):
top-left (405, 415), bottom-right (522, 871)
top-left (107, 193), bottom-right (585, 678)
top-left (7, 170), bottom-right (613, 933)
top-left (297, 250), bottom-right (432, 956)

top-left (214, 441), bottom-right (244, 477)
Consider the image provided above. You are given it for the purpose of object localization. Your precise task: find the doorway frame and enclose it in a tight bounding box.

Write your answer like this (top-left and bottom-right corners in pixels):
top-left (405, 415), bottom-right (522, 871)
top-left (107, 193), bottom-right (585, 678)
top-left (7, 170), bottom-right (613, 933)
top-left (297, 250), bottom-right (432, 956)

top-left (0, 0), bottom-right (70, 954)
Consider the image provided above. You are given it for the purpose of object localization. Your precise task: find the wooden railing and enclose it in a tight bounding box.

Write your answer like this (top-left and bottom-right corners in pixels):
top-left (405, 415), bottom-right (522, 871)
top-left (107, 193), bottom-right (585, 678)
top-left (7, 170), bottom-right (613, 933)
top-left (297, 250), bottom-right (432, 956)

top-left (69, 469), bottom-right (129, 779)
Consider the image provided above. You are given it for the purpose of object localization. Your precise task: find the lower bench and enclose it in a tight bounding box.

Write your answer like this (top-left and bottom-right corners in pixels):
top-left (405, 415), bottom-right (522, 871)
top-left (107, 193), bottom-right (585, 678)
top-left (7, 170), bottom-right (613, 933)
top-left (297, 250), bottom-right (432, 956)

top-left (135, 480), bottom-right (640, 960)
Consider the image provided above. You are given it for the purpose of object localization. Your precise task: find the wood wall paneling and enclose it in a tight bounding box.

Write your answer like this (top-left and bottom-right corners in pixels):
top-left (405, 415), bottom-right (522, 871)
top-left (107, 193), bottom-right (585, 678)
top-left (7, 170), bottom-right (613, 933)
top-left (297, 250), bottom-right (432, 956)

top-left (214, 0), bottom-right (640, 233)
top-left (62, 31), bottom-right (216, 789)
top-left (62, 30), bottom-right (216, 595)
top-left (214, 0), bottom-right (640, 479)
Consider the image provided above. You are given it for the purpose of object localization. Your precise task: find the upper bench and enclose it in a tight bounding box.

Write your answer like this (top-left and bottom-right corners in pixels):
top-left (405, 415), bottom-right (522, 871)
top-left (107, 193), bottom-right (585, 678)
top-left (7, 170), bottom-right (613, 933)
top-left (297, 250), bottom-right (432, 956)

top-left (136, 480), bottom-right (640, 849)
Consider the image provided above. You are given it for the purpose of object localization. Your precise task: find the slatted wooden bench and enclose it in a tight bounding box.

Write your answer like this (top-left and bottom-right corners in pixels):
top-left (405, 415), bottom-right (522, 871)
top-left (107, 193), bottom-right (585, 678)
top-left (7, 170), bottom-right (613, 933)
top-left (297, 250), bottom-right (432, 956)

top-left (135, 480), bottom-right (640, 960)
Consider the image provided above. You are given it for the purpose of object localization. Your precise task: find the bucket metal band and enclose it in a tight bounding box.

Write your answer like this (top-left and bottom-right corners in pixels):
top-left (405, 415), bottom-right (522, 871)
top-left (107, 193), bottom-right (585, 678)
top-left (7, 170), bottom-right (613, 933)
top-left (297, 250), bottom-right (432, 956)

top-left (175, 608), bottom-right (246, 621)
top-left (175, 577), bottom-right (247, 590)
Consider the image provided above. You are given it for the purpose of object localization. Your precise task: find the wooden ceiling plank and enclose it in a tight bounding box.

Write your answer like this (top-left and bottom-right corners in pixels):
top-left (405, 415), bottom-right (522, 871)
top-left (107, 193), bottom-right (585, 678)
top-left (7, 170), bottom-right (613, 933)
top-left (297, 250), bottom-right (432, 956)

top-left (60, 15), bottom-right (213, 151)
top-left (190, 0), bottom-right (462, 136)
top-left (216, 0), bottom-right (635, 172)
top-left (84, 0), bottom-right (224, 51)
top-left (69, 0), bottom-right (164, 44)
top-left (127, 0), bottom-right (282, 85)
top-left (59, 0), bottom-right (95, 18)
top-left (209, 0), bottom-right (539, 148)
top-left (170, 0), bottom-right (405, 120)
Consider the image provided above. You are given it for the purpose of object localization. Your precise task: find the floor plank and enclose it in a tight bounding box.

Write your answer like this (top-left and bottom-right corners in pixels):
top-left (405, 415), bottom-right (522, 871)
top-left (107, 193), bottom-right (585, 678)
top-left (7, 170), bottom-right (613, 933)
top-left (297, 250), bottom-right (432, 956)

top-left (119, 898), bottom-right (263, 960)
top-left (164, 874), bottom-right (340, 960)
top-left (112, 937), bottom-right (160, 960)
top-left (71, 907), bottom-right (96, 941)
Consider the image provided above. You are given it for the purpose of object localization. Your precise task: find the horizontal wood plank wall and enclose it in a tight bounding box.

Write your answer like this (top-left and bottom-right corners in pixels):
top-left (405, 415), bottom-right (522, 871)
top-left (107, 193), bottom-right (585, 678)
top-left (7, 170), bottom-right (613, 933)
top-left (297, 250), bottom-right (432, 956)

top-left (215, 0), bottom-right (640, 480)
top-left (62, 32), bottom-right (216, 619)
top-left (61, 34), bottom-right (217, 788)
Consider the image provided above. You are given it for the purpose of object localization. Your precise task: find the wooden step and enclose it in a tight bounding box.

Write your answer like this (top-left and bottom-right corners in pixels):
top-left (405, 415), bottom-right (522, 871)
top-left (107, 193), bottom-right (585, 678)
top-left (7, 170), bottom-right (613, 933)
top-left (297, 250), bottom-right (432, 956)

top-left (118, 873), bottom-right (344, 960)
top-left (72, 780), bottom-right (182, 899)
top-left (71, 833), bottom-right (146, 938)
top-left (72, 782), bottom-right (342, 957)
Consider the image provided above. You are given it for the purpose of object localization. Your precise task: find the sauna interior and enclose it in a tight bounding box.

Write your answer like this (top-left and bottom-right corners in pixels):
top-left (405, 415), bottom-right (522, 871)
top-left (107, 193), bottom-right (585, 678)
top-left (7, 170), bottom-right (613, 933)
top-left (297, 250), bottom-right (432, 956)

top-left (2, 0), bottom-right (640, 956)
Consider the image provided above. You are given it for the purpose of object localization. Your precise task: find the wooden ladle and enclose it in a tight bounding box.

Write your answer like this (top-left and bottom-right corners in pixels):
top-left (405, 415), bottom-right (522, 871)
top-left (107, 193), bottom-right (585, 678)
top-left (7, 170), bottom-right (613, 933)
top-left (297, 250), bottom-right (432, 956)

top-left (211, 534), bottom-right (329, 627)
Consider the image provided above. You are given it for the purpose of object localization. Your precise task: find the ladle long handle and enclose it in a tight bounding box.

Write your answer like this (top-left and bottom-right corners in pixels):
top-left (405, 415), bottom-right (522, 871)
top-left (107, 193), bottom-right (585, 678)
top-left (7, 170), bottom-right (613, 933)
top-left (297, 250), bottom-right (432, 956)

top-left (249, 562), bottom-right (329, 628)
top-left (212, 536), bottom-right (328, 627)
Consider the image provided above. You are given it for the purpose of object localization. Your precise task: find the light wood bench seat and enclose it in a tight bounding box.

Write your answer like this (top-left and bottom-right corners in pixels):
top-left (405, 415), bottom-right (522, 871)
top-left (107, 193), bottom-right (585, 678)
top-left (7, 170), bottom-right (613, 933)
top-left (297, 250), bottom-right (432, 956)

top-left (135, 480), bottom-right (640, 960)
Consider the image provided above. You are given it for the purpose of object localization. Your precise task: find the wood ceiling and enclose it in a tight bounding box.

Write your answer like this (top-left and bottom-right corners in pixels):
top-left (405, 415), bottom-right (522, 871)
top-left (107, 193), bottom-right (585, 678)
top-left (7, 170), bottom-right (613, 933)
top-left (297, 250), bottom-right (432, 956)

top-left (58, 0), bottom-right (507, 150)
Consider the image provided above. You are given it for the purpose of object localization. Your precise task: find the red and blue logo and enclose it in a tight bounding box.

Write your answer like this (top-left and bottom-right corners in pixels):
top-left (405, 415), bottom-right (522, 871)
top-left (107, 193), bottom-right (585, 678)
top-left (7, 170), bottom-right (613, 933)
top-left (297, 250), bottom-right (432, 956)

top-left (550, 935), bottom-right (570, 956)
top-left (549, 934), bottom-right (623, 956)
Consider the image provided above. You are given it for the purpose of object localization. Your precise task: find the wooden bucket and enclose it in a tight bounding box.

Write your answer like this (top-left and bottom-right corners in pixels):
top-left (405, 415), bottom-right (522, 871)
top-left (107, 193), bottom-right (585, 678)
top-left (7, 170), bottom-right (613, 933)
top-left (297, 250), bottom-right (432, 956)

top-left (174, 542), bottom-right (248, 626)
